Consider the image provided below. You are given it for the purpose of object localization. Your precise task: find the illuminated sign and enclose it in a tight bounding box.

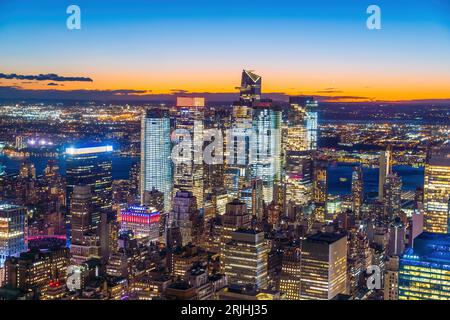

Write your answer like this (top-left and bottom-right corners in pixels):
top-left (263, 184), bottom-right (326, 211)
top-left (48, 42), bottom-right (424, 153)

top-left (65, 145), bottom-right (113, 155)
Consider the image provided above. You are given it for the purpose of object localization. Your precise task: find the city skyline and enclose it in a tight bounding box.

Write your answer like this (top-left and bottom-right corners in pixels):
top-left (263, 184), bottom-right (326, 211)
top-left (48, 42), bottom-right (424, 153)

top-left (1, 0), bottom-right (450, 102)
top-left (1, 1), bottom-right (450, 304)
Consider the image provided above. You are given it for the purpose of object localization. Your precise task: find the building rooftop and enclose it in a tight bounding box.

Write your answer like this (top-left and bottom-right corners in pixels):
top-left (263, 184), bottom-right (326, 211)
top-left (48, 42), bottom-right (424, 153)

top-left (306, 232), bottom-right (346, 244)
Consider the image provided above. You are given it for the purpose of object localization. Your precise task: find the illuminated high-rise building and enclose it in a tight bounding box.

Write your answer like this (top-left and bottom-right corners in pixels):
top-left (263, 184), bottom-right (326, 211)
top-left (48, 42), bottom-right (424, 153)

top-left (284, 96), bottom-right (316, 209)
top-left (424, 147), bottom-right (450, 234)
top-left (384, 173), bottom-right (402, 218)
top-left (399, 232), bottom-right (450, 300)
top-left (279, 241), bottom-right (302, 300)
top-left (173, 97), bottom-right (205, 209)
top-left (120, 205), bottom-right (160, 243)
top-left (218, 199), bottom-right (251, 261)
top-left (226, 102), bottom-right (253, 183)
top-left (70, 185), bottom-right (93, 245)
top-left (305, 98), bottom-right (318, 151)
top-left (378, 145), bottom-right (393, 201)
top-left (300, 233), bottom-right (347, 300)
top-left (239, 70), bottom-right (261, 105)
top-left (169, 190), bottom-right (202, 246)
top-left (384, 255), bottom-right (400, 300)
top-left (66, 144), bottom-right (113, 232)
top-left (0, 204), bottom-right (27, 268)
top-left (223, 229), bottom-right (268, 289)
top-left (250, 100), bottom-right (282, 204)
top-left (140, 108), bottom-right (172, 212)
top-left (313, 161), bottom-right (328, 222)
top-left (351, 166), bottom-right (364, 219)
top-left (69, 185), bottom-right (101, 264)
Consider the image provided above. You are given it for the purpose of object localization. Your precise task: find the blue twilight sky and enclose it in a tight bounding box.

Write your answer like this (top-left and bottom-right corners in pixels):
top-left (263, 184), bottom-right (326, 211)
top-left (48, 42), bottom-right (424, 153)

top-left (0, 0), bottom-right (449, 101)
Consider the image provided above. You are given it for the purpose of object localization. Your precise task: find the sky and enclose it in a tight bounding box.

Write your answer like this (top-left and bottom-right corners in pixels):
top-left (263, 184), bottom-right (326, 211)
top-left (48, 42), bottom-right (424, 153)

top-left (0, 0), bottom-right (449, 102)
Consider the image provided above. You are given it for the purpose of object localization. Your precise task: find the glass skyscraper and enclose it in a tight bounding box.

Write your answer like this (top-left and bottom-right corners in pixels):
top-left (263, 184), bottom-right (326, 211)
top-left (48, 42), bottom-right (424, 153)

top-left (239, 69), bottom-right (262, 105)
top-left (140, 108), bottom-right (173, 212)
top-left (173, 97), bottom-right (205, 209)
top-left (65, 144), bottom-right (113, 234)
top-left (0, 204), bottom-right (27, 268)
top-left (250, 100), bottom-right (282, 204)
top-left (284, 96), bottom-right (317, 208)
top-left (424, 147), bottom-right (450, 234)
top-left (399, 232), bottom-right (450, 300)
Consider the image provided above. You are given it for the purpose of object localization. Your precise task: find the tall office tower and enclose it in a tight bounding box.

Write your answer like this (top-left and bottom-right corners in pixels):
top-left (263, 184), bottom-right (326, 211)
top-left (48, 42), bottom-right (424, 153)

top-left (128, 162), bottom-right (140, 200)
top-left (239, 70), bottom-right (261, 105)
top-left (250, 100), bottom-right (282, 204)
top-left (384, 173), bottom-right (402, 218)
top-left (140, 108), bottom-right (172, 212)
top-left (120, 205), bottom-right (160, 242)
top-left (226, 102), bottom-right (253, 184)
top-left (70, 185), bottom-right (93, 245)
top-left (239, 179), bottom-right (264, 219)
top-left (387, 217), bottom-right (406, 257)
top-left (219, 199), bottom-right (251, 249)
top-left (378, 145), bottom-right (393, 200)
top-left (347, 228), bottom-right (372, 296)
top-left (399, 232), bottom-right (450, 300)
top-left (66, 144), bottom-right (113, 232)
top-left (305, 98), bottom-right (318, 151)
top-left (169, 190), bottom-right (202, 246)
top-left (69, 185), bottom-right (101, 264)
top-left (384, 255), bottom-right (399, 300)
top-left (173, 97), bottom-right (205, 209)
top-left (300, 233), bottom-right (347, 300)
top-left (279, 241), bottom-right (302, 300)
top-left (424, 147), bottom-right (450, 234)
top-left (0, 204), bottom-right (27, 268)
top-left (284, 96), bottom-right (316, 209)
top-left (313, 161), bottom-right (328, 222)
top-left (223, 229), bottom-right (269, 289)
top-left (351, 166), bottom-right (364, 219)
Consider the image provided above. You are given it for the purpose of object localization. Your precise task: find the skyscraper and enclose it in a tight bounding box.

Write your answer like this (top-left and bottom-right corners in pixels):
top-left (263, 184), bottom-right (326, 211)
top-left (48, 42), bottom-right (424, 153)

top-left (173, 97), bottom-right (205, 209)
top-left (313, 161), bottom-right (328, 222)
top-left (384, 173), bottom-right (402, 218)
top-left (239, 70), bottom-right (261, 105)
top-left (66, 145), bottom-right (113, 232)
top-left (69, 185), bottom-right (101, 264)
top-left (284, 96), bottom-right (316, 209)
top-left (300, 233), bottom-right (347, 300)
top-left (399, 232), bottom-right (450, 300)
top-left (169, 190), bottom-right (202, 246)
top-left (424, 146), bottom-right (450, 234)
top-left (223, 229), bottom-right (269, 289)
top-left (140, 108), bottom-right (173, 212)
top-left (279, 241), bottom-right (302, 300)
top-left (379, 145), bottom-right (393, 201)
top-left (304, 98), bottom-right (318, 151)
top-left (0, 204), bottom-right (27, 268)
top-left (351, 165), bottom-right (364, 219)
top-left (70, 185), bottom-right (93, 245)
top-left (219, 199), bottom-right (251, 248)
top-left (250, 100), bottom-right (282, 203)
top-left (120, 205), bottom-right (160, 242)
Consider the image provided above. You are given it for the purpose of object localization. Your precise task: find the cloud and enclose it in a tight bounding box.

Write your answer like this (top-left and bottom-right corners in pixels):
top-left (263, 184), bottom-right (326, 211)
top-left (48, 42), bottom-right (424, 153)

top-left (47, 82), bottom-right (62, 86)
top-left (0, 86), bottom-right (448, 104)
top-left (0, 73), bottom-right (93, 82)
top-left (315, 88), bottom-right (343, 94)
